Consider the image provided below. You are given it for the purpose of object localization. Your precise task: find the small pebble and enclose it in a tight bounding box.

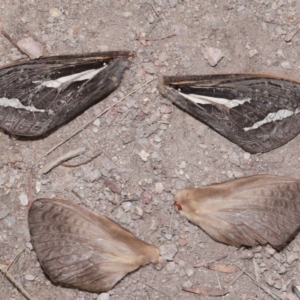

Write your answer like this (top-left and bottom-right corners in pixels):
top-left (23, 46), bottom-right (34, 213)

top-left (97, 293), bottom-right (110, 300)
top-left (93, 118), bottom-right (101, 127)
top-left (49, 8), bottom-right (62, 18)
top-left (202, 47), bottom-right (224, 67)
top-left (179, 161), bottom-right (186, 169)
top-left (123, 12), bottom-right (132, 17)
top-left (286, 253), bottom-right (298, 265)
top-left (25, 274), bottom-right (35, 281)
top-left (182, 280), bottom-right (193, 288)
top-left (17, 37), bottom-right (44, 59)
top-left (19, 193), bottom-right (28, 206)
top-left (185, 268), bottom-right (194, 277)
top-left (166, 261), bottom-right (176, 273)
top-left (243, 152), bottom-right (251, 160)
top-left (159, 244), bottom-right (178, 260)
top-left (249, 49), bottom-right (258, 57)
top-left (155, 182), bottom-right (164, 193)
top-left (281, 61), bottom-right (291, 69)
top-left (138, 150), bottom-right (150, 162)
top-left (121, 202), bottom-right (132, 213)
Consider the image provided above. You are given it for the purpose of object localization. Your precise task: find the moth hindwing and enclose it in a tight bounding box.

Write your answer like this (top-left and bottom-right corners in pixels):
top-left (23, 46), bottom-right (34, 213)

top-left (159, 74), bottom-right (300, 153)
top-left (28, 198), bottom-right (160, 293)
top-left (174, 174), bottom-right (300, 248)
top-left (0, 51), bottom-right (134, 136)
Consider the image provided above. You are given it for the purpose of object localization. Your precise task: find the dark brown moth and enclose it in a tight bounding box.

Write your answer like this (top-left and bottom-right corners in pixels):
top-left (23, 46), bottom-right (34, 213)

top-left (0, 51), bottom-right (134, 136)
top-left (159, 74), bottom-right (300, 153)
top-left (28, 198), bottom-right (160, 293)
top-left (174, 175), bottom-right (300, 248)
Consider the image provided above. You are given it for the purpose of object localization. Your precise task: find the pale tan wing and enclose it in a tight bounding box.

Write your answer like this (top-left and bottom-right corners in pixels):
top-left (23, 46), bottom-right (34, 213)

top-left (28, 198), bottom-right (158, 292)
top-left (177, 175), bottom-right (300, 248)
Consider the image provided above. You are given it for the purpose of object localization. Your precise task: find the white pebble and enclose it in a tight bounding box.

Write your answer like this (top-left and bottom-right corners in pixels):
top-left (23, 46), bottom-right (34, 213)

top-left (49, 8), bottom-right (62, 18)
top-left (243, 152), bottom-right (251, 160)
top-left (155, 182), bottom-right (164, 193)
top-left (25, 274), bottom-right (35, 281)
top-left (93, 118), bottom-right (101, 127)
top-left (19, 193), bottom-right (28, 206)
top-left (179, 161), bottom-right (186, 169)
top-left (97, 293), bottom-right (110, 300)
top-left (202, 46), bottom-right (224, 67)
top-left (138, 150), bottom-right (150, 162)
top-left (281, 61), bottom-right (291, 69)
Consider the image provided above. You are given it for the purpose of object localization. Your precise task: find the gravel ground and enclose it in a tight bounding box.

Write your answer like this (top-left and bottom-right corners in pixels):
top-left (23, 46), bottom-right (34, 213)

top-left (1, 1), bottom-right (300, 299)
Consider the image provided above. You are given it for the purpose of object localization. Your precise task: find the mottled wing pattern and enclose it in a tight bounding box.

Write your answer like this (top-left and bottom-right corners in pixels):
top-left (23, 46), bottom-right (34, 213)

top-left (0, 51), bottom-right (133, 136)
top-left (28, 198), bottom-right (159, 292)
top-left (159, 74), bottom-right (300, 153)
top-left (175, 175), bottom-right (300, 248)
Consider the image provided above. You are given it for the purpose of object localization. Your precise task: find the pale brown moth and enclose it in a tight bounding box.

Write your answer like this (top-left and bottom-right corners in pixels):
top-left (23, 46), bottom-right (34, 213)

top-left (28, 198), bottom-right (160, 292)
top-left (159, 74), bottom-right (300, 153)
top-left (0, 51), bottom-right (134, 136)
top-left (174, 175), bottom-right (300, 248)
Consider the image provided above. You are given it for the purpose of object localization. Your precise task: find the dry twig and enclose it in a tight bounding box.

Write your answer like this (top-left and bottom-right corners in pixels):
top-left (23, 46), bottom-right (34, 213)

top-left (0, 265), bottom-right (35, 300)
top-left (1, 30), bottom-right (28, 56)
top-left (41, 147), bottom-right (86, 174)
top-left (235, 265), bottom-right (280, 300)
top-left (62, 149), bottom-right (102, 167)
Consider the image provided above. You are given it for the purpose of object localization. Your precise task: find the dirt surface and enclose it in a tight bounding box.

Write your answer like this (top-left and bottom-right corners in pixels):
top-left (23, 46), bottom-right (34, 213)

top-left (1, 1), bottom-right (300, 299)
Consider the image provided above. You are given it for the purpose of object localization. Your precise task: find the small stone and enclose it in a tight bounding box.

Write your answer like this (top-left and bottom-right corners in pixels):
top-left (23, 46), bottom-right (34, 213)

top-left (249, 49), bottom-right (258, 57)
top-left (243, 152), bottom-right (251, 160)
top-left (17, 37), bottom-right (44, 59)
top-left (143, 63), bottom-right (157, 74)
top-left (182, 280), bottom-right (193, 289)
top-left (135, 206), bottom-right (143, 216)
top-left (155, 182), bottom-right (164, 193)
top-left (226, 170), bottom-right (233, 178)
top-left (166, 261), bottom-right (176, 272)
top-left (104, 179), bottom-right (121, 194)
top-left (25, 274), bottom-right (35, 281)
top-left (154, 135), bottom-right (162, 142)
top-left (164, 233), bottom-right (172, 240)
top-left (97, 293), bottom-right (110, 300)
top-left (19, 193), bottom-right (28, 206)
top-left (286, 253), bottom-right (298, 265)
top-left (49, 8), bottom-right (62, 18)
top-left (265, 245), bottom-right (276, 256)
top-left (102, 157), bottom-right (116, 171)
top-left (123, 12), bottom-right (132, 17)
top-left (26, 242), bottom-right (33, 250)
top-left (287, 292), bottom-right (298, 300)
top-left (185, 268), bottom-right (194, 277)
top-left (179, 161), bottom-right (186, 169)
top-left (93, 118), bottom-right (101, 127)
top-left (281, 61), bottom-right (291, 69)
top-left (202, 47), bottom-right (224, 67)
top-left (85, 169), bottom-right (101, 182)
top-left (169, 0), bottom-right (179, 7)
top-left (121, 202), bottom-right (132, 213)
top-left (35, 181), bottom-right (41, 193)
top-left (138, 150), bottom-right (150, 162)
top-left (159, 244), bottom-right (178, 260)
top-left (0, 206), bottom-right (10, 220)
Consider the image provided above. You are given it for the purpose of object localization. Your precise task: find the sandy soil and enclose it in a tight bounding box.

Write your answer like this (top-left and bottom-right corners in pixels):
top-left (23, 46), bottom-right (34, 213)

top-left (1, 0), bottom-right (300, 299)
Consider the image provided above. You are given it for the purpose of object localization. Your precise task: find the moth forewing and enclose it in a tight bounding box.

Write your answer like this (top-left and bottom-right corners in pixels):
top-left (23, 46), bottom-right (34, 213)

top-left (28, 198), bottom-right (159, 293)
top-left (0, 51), bottom-right (134, 137)
top-left (159, 74), bottom-right (300, 153)
top-left (174, 175), bottom-right (300, 248)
